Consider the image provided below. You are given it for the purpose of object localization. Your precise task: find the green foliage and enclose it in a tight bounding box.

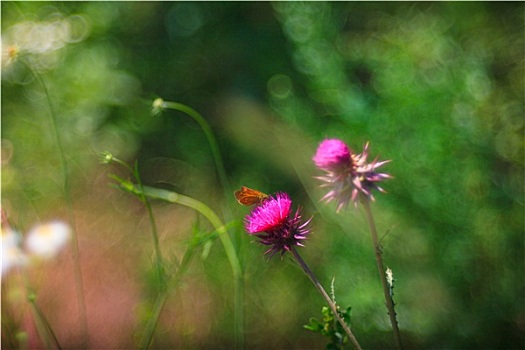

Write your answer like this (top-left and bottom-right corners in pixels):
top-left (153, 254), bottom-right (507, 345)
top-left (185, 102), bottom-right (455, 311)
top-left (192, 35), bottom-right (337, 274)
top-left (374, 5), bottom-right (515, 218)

top-left (2, 1), bottom-right (523, 349)
top-left (304, 306), bottom-right (353, 350)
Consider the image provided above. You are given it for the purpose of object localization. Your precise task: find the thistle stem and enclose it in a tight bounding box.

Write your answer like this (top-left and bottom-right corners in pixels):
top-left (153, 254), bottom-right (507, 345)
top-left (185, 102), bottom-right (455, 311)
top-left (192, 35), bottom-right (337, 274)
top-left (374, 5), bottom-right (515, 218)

top-left (290, 248), bottom-right (363, 350)
top-left (362, 199), bottom-right (403, 350)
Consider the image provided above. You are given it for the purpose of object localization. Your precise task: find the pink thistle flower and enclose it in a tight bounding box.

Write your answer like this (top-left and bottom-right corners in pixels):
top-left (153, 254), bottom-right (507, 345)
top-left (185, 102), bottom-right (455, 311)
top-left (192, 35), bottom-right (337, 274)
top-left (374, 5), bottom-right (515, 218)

top-left (245, 192), bottom-right (292, 233)
top-left (245, 192), bottom-right (312, 257)
top-left (312, 139), bottom-right (352, 171)
top-left (314, 139), bottom-right (392, 211)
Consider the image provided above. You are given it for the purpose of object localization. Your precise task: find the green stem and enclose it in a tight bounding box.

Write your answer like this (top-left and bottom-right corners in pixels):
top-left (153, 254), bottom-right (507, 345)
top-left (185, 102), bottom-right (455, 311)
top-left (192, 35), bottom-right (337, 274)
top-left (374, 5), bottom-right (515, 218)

top-left (28, 296), bottom-right (62, 350)
top-left (129, 160), bottom-right (168, 349)
top-left (133, 162), bottom-right (165, 287)
top-left (161, 100), bottom-right (239, 244)
top-left (157, 101), bottom-right (243, 347)
top-left (130, 185), bottom-right (244, 349)
top-left (22, 59), bottom-right (88, 349)
top-left (362, 199), bottom-right (403, 350)
top-left (291, 248), bottom-right (363, 350)
top-left (140, 292), bottom-right (168, 350)
top-left (162, 101), bottom-right (231, 199)
top-left (140, 242), bottom-right (196, 349)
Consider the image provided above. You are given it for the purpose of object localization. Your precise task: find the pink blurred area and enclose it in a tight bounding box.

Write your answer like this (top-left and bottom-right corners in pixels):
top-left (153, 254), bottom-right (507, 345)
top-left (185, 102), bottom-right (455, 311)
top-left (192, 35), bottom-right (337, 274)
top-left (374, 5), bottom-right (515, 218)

top-left (1, 167), bottom-right (217, 349)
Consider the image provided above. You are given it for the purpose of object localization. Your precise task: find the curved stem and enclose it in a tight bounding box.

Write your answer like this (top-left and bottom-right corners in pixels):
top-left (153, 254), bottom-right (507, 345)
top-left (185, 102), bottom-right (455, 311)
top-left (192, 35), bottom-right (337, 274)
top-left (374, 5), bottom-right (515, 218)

top-left (161, 101), bottom-right (238, 244)
top-left (291, 248), bottom-right (363, 350)
top-left (162, 101), bottom-right (231, 199)
top-left (21, 59), bottom-right (88, 348)
top-left (362, 199), bottom-right (403, 350)
top-left (156, 101), bottom-right (243, 347)
top-left (139, 186), bottom-right (241, 277)
top-left (131, 185), bottom-right (244, 349)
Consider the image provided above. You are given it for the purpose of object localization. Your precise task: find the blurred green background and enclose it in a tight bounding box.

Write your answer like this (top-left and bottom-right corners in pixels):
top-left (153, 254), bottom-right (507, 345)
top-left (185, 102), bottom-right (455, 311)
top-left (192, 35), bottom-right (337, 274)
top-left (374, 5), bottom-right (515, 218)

top-left (2, 2), bottom-right (523, 349)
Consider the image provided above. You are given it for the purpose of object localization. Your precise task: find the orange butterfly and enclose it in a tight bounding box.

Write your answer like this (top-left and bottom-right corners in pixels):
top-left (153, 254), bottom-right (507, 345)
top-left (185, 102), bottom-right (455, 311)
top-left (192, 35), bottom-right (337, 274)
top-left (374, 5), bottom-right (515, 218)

top-left (234, 186), bottom-right (269, 206)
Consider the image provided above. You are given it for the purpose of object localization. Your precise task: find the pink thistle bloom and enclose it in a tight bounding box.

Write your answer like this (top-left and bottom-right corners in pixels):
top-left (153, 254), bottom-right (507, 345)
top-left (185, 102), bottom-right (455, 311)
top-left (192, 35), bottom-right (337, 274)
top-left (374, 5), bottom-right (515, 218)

top-left (244, 192), bottom-right (312, 257)
top-left (245, 192), bottom-right (292, 233)
top-left (312, 139), bottom-right (352, 171)
top-left (314, 139), bottom-right (392, 211)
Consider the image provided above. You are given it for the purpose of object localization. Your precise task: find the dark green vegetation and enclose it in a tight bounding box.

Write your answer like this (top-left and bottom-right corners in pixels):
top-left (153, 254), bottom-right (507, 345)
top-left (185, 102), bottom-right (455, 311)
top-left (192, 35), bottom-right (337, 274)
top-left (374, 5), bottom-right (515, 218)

top-left (2, 2), bottom-right (523, 349)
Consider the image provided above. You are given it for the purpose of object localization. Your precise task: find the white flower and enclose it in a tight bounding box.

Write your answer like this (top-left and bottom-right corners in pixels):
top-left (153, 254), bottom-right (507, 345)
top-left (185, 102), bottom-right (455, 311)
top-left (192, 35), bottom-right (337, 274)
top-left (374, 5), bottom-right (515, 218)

top-left (2, 227), bottom-right (28, 278)
top-left (25, 221), bottom-right (71, 259)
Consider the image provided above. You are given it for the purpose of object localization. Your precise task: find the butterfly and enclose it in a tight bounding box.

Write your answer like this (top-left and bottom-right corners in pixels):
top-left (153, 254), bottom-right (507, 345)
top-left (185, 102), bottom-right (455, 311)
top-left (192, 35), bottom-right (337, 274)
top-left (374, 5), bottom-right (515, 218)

top-left (234, 186), bottom-right (269, 206)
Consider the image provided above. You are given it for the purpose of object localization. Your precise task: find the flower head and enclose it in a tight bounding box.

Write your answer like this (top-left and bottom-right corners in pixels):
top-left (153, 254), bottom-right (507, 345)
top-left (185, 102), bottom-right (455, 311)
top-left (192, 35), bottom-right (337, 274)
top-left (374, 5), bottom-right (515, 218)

top-left (244, 192), bottom-right (312, 257)
top-left (312, 139), bottom-right (352, 171)
top-left (245, 192), bottom-right (291, 233)
top-left (25, 221), bottom-right (71, 259)
top-left (314, 139), bottom-right (391, 211)
top-left (99, 150), bottom-right (114, 164)
top-left (152, 98), bottom-right (166, 116)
